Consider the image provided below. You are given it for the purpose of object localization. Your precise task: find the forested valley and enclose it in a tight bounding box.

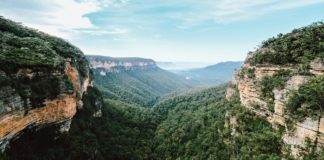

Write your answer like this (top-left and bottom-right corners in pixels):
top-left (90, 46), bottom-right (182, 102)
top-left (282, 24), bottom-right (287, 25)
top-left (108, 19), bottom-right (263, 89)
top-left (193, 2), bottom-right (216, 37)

top-left (1, 13), bottom-right (324, 160)
top-left (4, 83), bottom-right (288, 160)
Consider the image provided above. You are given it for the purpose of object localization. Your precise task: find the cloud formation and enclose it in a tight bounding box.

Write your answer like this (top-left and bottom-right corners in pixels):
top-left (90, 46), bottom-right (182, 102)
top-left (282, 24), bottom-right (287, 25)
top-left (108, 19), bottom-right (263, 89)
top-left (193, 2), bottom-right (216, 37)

top-left (1, 0), bottom-right (324, 40)
top-left (143, 0), bottom-right (324, 26)
top-left (0, 0), bottom-right (126, 39)
top-left (207, 0), bottom-right (324, 23)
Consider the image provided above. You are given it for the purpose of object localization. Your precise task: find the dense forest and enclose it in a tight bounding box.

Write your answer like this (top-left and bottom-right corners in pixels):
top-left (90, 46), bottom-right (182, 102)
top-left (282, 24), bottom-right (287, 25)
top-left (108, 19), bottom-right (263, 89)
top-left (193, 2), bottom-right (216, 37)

top-left (4, 86), bottom-right (159, 160)
top-left (91, 66), bottom-right (194, 107)
top-left (1, 12), bottom-right (324, 160)
top-left (152, 86), bottom-right (283, 160)
top-left (0, 16), bottom-right (284, 159)
top-left (3, 84), bottom-right (288, 160)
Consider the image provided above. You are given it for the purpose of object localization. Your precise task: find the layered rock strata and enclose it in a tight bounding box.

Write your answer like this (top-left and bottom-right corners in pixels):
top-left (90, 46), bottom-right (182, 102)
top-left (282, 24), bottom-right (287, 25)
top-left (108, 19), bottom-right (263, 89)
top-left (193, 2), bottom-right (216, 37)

top-left (232, 59), bottom-right (324, 156)
top-left (0, 17), bottom-right (91, 150)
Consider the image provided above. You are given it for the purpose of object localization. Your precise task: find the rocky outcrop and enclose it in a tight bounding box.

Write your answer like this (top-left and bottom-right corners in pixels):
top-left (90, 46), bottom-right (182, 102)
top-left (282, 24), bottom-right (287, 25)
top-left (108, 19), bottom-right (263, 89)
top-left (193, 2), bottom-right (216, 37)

top-left (230, 22), bottom-right (324, 156)
top-left (0, 95), bottom-right (76, 149)
top-left (232, 61), bottom-right (324, 156)
top-left (310, 58), bottom-right (324, 75)
top-left (0, 62), bottom-right (90, 151)
top-left (87, 55), bottom-right (157, 74)
top-left (0, 17), bottom-right (91, 151)
top-left (224, 110), bottom-right (238, 136)
top-left (225, 87), bottom-right (236, 101)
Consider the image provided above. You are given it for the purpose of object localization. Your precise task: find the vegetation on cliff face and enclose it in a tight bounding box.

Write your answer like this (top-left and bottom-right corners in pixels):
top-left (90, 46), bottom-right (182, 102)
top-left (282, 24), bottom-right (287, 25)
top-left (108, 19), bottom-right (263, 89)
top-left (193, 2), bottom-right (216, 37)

top-left (225, 93), bottom-right (283, 160)
top-left (238, 67), bottom-right (256, 79)
top-left (286, 75), bottom-right (324, 121)
top-left (153, 86), bottom-right (283, 160)
top-left (0, 16), bottom-right (89, 112)
top-left (248, 22), bottom-right (324, 66)
top-left (259, 70), bottom-right (292, 112)
top-left (4, 86), bottom-right (160, 160)
top-left (234, 22), bottom-right (324, 158)
top-left (0, 16), bottom-right (92, 156)
top-left (1, 16), bottom-right (324, 160)
top-left (260, 70), bottom-right (292, 99)
top-left (4, 85), bottom-right (284, 160)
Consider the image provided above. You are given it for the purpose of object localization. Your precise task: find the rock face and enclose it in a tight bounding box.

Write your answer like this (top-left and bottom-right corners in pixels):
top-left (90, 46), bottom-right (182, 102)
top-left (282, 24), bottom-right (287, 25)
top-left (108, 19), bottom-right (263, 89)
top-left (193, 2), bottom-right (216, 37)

top-left (310, 58), bottom-right (324, 75)
top-left (232, 55), bottom-right (324, 157)
top-left (0, 17), bottom-right (90, 150)
top-left (230, 22), bottom-right (324, 157)
top-left (87, 55), bottom-right (157, 74)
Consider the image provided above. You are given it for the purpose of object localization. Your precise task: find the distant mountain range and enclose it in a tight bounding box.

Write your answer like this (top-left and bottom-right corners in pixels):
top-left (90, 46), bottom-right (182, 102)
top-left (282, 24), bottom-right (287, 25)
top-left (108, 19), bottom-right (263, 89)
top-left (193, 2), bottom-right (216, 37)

top-left (87, 55), bottom-right (157, 73)
top-left (172, 61), bottom-right (243, 86)
top-left (3, 15), bottom-right (324, 160)
top-left (157, 61), bottom-right (214, 71)
top-left (87, 56), bottom-right (242, 91)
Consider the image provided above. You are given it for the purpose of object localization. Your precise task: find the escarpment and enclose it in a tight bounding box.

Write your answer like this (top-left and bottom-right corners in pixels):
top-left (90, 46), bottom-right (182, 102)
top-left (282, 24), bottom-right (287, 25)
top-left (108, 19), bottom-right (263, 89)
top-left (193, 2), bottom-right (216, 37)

top-left (0, 17), bottom-right (91, 150)
top-left (87, 55), bottom-right (157, 74)
top-left (228, 22), bottom-right (324, 156)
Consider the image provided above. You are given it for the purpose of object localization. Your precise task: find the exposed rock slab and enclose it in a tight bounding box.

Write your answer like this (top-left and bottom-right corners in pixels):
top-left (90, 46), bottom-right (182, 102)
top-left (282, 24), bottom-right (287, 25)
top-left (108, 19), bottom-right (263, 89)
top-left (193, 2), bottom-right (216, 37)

top-left (233, 60), bottom-right (324, 157)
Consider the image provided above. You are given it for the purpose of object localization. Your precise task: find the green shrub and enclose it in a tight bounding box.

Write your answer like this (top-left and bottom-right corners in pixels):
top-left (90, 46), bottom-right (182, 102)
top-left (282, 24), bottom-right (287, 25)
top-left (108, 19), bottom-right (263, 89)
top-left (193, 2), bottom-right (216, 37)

top-left (260, 70), bottom-right (292, 100)
top-left (225, 94), bottom-right (283, 159)
top-left (286, 76), bottom-right (324, 121)
top-left (0, 16), bottom-right (89, 79)
top-left (260, 70), bottom-right (291, 112)
top-left (238, 68), bottom-right (256, 79)
top-left (247, 68), bottom-right (256, 78)
top-left (249, 22), bottom-right (324, 66)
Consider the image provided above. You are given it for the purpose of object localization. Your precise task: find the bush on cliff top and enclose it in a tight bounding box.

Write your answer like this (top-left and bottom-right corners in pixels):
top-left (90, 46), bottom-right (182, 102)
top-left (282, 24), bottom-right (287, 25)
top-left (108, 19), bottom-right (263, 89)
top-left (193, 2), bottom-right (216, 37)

top-left (248, 22), bottom-right (324, 66)
top-left (0, 16), bottom-right (89, 77)
top-left (0, 16), bottom-right (89, 110)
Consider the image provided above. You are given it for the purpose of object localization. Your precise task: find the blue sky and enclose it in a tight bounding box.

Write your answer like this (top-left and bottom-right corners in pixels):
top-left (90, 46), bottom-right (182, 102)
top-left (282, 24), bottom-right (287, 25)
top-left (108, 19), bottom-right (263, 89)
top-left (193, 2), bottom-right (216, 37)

top-left (1, 0), bottom-right (324, 63)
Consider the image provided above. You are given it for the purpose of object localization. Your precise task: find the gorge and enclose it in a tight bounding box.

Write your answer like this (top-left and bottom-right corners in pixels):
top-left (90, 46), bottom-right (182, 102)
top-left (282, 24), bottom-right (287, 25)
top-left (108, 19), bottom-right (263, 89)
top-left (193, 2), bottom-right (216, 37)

top-left (0, 16), bottom-right (324, 160)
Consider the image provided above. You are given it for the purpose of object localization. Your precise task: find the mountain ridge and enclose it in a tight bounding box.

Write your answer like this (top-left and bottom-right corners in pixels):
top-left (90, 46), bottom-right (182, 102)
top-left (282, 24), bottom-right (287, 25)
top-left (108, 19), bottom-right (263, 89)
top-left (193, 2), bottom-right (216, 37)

top-left (87, 55), bottom-right (195, 107)
top-left (1, 16), bottom-right (324, 160)
top-left (87, 55), bottom-right (157, 73)
top-left (173, 61), bottom-right (243, 86)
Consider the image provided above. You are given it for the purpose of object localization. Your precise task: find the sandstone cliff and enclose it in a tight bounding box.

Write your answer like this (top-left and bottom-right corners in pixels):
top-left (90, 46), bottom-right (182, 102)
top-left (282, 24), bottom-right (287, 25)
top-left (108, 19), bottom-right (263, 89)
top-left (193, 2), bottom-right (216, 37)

top-left (0, 17), bottom-right (91, 150)
top-left (87, 55), bottom-right (157, 74)
top-left (228, 22), bottom-right (324, 156)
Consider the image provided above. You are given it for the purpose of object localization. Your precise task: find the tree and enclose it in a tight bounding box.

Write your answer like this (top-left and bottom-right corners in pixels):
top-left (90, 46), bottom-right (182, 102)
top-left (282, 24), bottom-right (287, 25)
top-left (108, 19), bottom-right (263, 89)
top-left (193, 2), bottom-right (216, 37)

top-left (287, 76), bottom-right (324, 120)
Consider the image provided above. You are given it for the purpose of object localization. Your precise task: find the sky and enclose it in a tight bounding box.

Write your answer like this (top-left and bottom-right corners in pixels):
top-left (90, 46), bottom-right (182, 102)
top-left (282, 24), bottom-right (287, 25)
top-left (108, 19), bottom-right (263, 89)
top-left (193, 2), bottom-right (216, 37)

top-left (1, 0), bottom-right (324, 63)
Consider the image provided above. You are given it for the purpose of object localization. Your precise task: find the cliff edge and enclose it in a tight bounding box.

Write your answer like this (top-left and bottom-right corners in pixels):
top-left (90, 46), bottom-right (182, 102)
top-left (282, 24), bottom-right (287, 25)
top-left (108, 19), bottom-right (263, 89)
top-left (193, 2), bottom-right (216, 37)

top-left (0, 17), bottom-right (91, 150)
top-left (229, 22), bottom-right (324, 156)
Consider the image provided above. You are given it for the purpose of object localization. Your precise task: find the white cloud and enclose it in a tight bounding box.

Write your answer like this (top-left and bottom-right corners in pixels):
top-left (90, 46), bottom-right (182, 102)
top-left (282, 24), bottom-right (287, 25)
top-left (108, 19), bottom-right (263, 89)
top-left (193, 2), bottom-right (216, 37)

top-left (179, 0), bottom-right (324, 24)
top-left (130, 0), bottom-right (324, 28)
top-left (0, 0), bottom-right (127, 39)
top-left (86, 0), bottom-right (324, 31)
top-left (1, 0), bottom-right (323, 39)
top-left (78, 28), bottom-right (130, 35)
top-left (113, 37), bottom-right (137, 42)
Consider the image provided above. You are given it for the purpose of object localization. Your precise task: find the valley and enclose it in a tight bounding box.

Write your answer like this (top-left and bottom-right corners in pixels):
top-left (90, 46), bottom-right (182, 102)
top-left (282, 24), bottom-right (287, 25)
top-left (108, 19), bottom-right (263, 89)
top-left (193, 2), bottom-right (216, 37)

top-left (0, 7), bottom-right (324, 160)
top-left (87, 55), bottom-right (195, 107)
top-left (4, 84), bottom-right (285, 160)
